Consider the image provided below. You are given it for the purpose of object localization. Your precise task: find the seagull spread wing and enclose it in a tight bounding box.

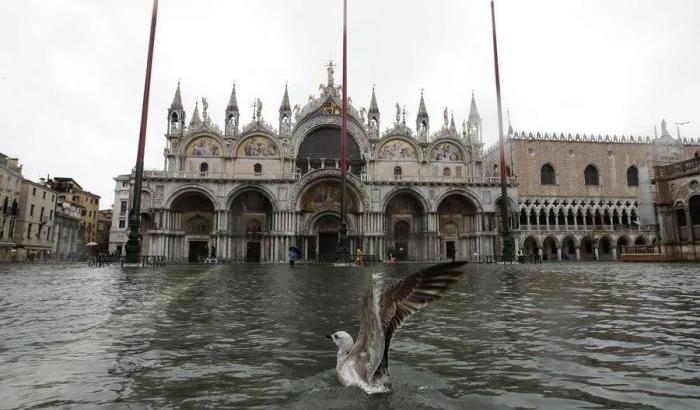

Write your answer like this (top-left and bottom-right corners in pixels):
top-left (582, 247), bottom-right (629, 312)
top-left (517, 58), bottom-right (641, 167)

top-left (374, 262), bottom-right (465, 379)
top-left (347, 273), bottom-right (386, 384)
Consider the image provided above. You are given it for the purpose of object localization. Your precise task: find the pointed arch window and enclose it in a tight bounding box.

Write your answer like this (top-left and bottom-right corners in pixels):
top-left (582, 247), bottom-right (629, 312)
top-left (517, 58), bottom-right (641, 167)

top-left (584, 164), bottom-right (599, 185)
top-left (170, 112), bottom-right (180, 132)
top-left (626, 166), bottom-right (639, 186)
top-left (540, 164), bottom-right (556, 185)
top-left (557, 208), bottom-right (566, 225)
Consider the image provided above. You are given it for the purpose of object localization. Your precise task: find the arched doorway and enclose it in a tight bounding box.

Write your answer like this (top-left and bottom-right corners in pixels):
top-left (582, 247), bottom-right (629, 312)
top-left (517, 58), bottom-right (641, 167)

top-left (299, 178), bottom-right (361, 260)
top-left (171, 192), bottom-right (216, 262)
top-left (385, 192), bottom-right (426, 261)
top-left (542, 236), bottom-right (558, 261)
top-left (437, 194), bottom-right (479, 260)
top-left (393, 220), bottom-right (410, 260)
top-left (562, 236), bottom-right (577, 260)
top-left (295, 126), bottom-right (364, 175)
top-left (580, 236), bottom-right (594, 260)
top-left (617, 235), bottom-right (630, 256)
top-left (634, 235), bottom-right (647, 245)
top-left (229, 190), bottom-right (273, 262)
top-left (690, 195), bottom-right (700, 239)
top-left (522, 236), bottom-right (539, 259)
top-left (598, 236), bottom-right (613, 260)
top-left (313, 214), bottom-right (341, 260)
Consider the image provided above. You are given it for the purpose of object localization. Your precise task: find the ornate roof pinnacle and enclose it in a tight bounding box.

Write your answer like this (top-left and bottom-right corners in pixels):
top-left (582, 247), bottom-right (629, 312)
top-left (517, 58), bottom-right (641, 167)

top-left (369, 85), bottom-right (379, 114)
top-left (170, 80), bottom-right (183, 110)
top-left (227, 81), bottom-right (238, 112)
top-left (280, 82), bottom-right (291, 112)
top-left (190, 100), bottom-right (201, 127)
top-left (417, 88), bottom-right (428, 118)
top-left (469, 91), bottom-right (481, 120)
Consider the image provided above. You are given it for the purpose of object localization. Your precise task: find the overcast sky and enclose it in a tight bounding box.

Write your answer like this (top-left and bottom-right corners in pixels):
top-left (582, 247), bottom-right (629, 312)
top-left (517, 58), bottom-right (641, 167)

top-left (1, 0), bottom-right (698, 206)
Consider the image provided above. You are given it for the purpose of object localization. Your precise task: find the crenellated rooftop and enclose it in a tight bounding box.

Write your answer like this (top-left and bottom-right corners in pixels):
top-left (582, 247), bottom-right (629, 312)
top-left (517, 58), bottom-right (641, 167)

top-left (484, 129), bottom-right (700, 157)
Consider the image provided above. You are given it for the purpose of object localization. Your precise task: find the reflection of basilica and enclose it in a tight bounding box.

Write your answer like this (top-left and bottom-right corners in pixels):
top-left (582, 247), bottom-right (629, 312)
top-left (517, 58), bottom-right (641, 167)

top-left (109, 63), bottom-right (517, 262)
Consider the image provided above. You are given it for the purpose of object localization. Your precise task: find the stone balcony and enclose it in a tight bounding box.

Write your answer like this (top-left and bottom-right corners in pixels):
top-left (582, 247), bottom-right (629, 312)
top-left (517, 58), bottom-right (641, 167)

top-left (520, 224), bottom-right (654, 234)
top-left (655, 156), bottom-right (700, 180)
top-left (141, 170), bottom-right (517, 186)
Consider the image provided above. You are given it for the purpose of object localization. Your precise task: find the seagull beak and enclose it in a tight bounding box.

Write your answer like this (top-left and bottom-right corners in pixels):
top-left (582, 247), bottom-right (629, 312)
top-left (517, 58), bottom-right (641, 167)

top-left (325, 334), bottom-right (332, 340)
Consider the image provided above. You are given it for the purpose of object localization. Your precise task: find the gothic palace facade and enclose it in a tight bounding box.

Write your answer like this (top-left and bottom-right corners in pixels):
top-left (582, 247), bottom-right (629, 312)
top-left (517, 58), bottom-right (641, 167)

top-left (108, 64), bottom-right (700, 262)
top-left (484, 126), bottom-right (699, 260)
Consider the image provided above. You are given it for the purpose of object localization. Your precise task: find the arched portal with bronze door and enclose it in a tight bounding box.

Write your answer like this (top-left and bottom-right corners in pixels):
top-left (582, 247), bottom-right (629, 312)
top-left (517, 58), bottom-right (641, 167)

top-left (384, 191), bottom-right (427, 261)
top-left (229, 190), bottom-right (274, 263)
top-left (298, 178), bottom-right (361, 260)
top-left (170, 192), bottom-right (216, 262)
top-left (436, 193), bottom-right (479, 261)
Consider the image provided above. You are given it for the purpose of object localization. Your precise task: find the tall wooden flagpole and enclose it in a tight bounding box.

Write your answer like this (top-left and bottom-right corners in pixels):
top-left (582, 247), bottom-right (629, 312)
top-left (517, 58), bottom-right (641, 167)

top-left (491, 0), bottom-right (515, 260)
top-left (338, 0), bottom-right (349, 257)
top-left (125, 0), bottom-right (159, 264)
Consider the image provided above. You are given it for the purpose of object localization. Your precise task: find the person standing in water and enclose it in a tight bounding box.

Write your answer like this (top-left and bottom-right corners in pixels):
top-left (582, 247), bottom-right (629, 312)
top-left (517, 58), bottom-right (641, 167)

top-left (288, 247), bottom-right (297, 267)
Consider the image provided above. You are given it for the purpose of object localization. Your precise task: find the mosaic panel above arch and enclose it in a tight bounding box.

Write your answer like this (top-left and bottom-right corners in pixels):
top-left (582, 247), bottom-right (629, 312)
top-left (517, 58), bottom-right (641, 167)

top-left (378, 139), bottom-right (417, 160)
top-left (300, 180), bottom-right (358, 213)
top-left (237, 136), bottom-right (278, 157)
top-left (430, 142), bottom-right (463, 161)
top-left (186, 136), bottom-right (222, 156)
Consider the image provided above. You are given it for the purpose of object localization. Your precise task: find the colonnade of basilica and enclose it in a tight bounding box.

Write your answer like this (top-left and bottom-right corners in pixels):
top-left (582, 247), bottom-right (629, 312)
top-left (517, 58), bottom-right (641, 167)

top-left (131, 180), bottom-right (504, 263)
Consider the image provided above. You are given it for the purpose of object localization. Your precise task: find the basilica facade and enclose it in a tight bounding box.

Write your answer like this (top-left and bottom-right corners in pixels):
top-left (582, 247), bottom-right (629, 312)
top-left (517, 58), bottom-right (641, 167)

top-left (109, 65), bottom-right (516, 262)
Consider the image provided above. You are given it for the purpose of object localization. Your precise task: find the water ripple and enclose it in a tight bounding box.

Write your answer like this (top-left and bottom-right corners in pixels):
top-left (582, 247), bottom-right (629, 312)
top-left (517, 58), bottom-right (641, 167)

top-left (0, 262), bottom-right (699, 409)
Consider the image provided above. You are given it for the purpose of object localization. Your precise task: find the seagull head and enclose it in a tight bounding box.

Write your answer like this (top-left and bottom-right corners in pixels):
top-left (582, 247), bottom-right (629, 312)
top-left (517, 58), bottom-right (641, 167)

top-left (326, 331), bottom-right (354, 352)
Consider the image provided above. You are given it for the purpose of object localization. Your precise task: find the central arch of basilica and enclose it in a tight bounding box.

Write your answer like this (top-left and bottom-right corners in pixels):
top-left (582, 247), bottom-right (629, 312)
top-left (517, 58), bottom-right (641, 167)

top-left (110, 63), bottom-right (517, 262)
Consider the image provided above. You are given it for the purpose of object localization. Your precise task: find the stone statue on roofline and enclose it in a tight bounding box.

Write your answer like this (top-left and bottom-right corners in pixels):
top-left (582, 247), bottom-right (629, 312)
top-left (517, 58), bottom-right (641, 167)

top-left (326, 60), bottom-right (335, 86)
top-left (661, 119), bottom-right (670, 137)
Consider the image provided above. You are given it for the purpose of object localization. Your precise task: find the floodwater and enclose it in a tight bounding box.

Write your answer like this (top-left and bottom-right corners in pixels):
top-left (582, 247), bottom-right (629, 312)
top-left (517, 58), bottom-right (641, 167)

top-left (1, 262), bottom-right (699, 409)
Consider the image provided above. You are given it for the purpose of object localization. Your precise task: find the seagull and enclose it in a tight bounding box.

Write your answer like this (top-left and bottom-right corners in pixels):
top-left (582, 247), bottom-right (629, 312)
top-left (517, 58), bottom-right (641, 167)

top-left (326, 262), bottom-right (465, 393)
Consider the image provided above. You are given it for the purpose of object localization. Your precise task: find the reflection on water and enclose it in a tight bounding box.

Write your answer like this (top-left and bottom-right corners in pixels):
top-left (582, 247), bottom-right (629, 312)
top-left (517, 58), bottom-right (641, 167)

top-left (0, 262), bottom-right (699, 409)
